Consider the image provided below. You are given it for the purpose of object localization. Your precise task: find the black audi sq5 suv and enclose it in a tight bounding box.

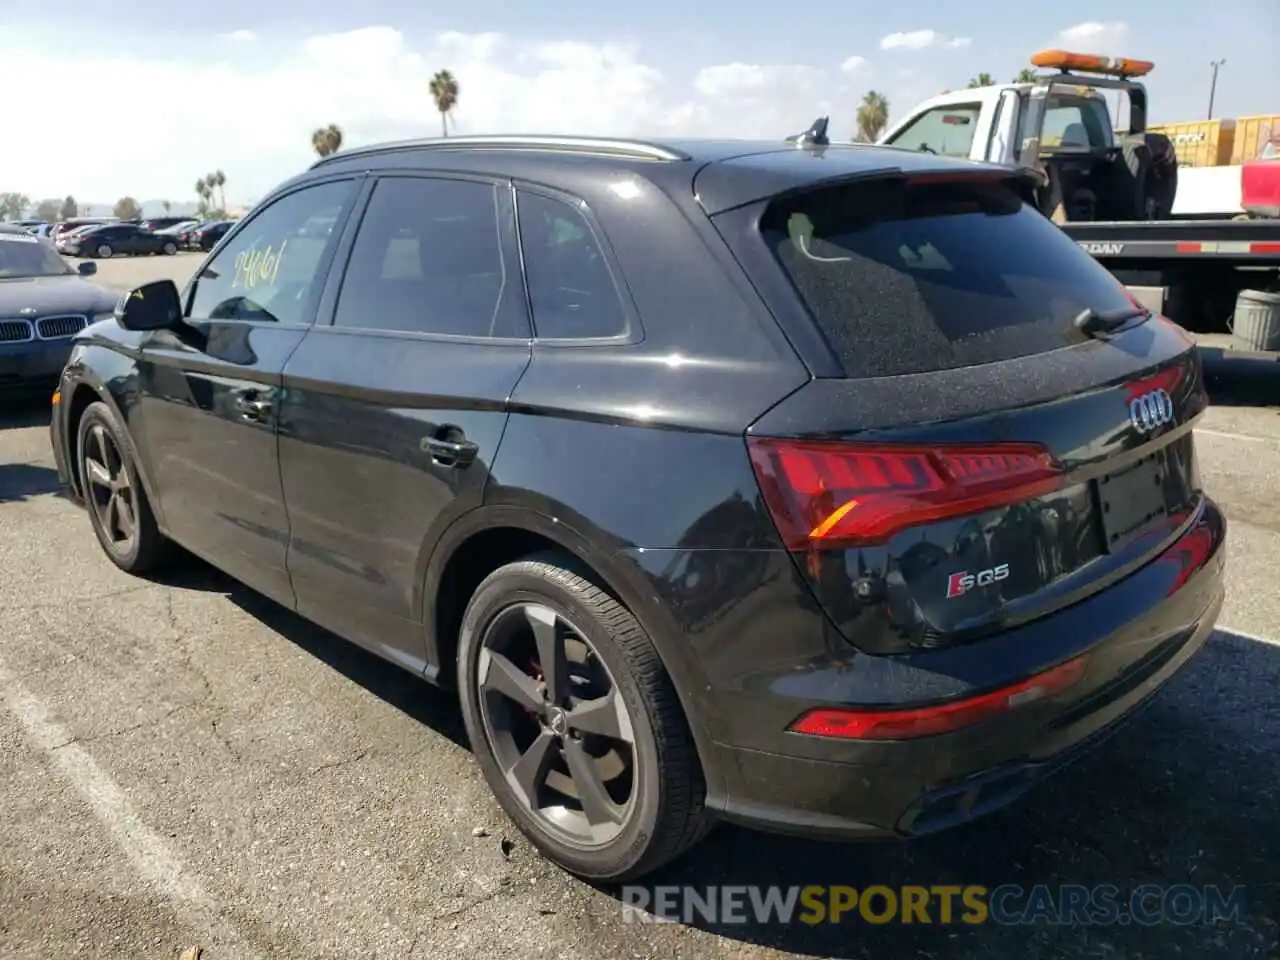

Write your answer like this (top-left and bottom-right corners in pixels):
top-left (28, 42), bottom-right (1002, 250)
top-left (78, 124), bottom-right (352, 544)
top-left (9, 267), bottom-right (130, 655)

top-left (49, 133), bottom-right (1225, 882)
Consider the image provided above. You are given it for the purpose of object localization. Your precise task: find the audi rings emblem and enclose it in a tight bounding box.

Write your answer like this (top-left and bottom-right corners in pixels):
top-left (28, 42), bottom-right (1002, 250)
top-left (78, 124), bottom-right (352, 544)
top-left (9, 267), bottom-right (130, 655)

top-left (1129, 389), bottom-right (1175, 433)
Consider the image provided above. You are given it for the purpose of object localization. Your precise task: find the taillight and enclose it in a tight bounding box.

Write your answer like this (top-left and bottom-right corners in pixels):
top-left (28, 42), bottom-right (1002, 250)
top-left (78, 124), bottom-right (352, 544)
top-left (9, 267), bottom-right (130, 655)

top-left (747, 437), bottom-right (1063, 550)
top-left (1123, 363), bottom-right (1182, 400)
top-left (1162, 518), bottom-right (1215, 597)
top-left (789, 654), bottom-right (1089, 740)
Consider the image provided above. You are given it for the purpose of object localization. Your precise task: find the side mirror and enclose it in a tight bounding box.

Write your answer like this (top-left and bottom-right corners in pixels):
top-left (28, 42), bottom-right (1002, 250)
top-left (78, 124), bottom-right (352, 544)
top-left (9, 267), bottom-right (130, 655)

top-left (77, 261), bottom-right (97, 277)
top-left (115, 280), bottom-right (183, 331)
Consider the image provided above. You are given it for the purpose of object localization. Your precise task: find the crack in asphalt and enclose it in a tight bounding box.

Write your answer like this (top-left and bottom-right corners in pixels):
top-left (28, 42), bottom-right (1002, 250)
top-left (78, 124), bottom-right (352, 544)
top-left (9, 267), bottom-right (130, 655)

top-left (309, 749), bottom-right (372, 777)
top-left (161, 591), bottom-right (251, 765)
top-left (47, 701), bottom-right (200, 751)
top-left (425, 883), bottom-right (509, 924)
top-left (0, 582), bottom-right (155, 613)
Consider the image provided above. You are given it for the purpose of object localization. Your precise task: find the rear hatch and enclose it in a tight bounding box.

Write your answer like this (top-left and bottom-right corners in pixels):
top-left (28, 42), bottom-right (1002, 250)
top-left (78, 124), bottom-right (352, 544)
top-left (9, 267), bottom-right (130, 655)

top-left (711, 166), bottom-right (1208, 654)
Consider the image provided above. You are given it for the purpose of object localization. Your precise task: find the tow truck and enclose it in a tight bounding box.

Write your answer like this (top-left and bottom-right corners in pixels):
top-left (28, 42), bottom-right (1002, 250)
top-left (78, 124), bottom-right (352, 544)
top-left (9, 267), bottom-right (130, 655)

top-left (850, 50), bottom-right (1280, 355)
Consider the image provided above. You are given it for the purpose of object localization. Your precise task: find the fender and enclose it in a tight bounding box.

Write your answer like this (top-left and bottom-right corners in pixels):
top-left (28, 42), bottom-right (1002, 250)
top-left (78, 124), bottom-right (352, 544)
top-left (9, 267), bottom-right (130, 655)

top-left (419, 500), bottom-right (727, 802)
top-left (59, 343), bottom-right (165, 529)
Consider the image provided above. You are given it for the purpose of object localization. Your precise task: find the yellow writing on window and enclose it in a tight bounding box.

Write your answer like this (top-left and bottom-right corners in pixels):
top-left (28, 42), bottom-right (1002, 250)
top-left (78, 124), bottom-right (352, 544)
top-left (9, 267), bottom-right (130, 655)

top-left (232, 240), bottom-right (289, 291)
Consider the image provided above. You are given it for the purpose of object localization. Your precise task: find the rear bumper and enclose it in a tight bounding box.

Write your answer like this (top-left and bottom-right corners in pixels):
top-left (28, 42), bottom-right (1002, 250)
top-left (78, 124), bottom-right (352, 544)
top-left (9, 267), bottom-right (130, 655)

top-left (709, 498), bottom-right (1227, 840)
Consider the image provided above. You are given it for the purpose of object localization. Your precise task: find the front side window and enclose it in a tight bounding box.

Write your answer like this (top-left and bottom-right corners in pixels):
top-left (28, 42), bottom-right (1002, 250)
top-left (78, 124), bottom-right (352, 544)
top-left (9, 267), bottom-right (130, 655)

top-left (333, 177), bottom-right (523, 338)
top-left (885, 104), bottom-right (982, 157)
top-left (189, 180), bottom-right (354, 324)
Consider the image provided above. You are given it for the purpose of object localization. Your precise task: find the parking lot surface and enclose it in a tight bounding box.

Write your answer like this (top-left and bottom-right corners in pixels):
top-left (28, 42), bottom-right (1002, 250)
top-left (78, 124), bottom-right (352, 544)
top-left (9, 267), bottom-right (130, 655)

top-left (2, 269), bottom-right (1278, 958)
top-left (77, 252), bottom-right (204, 294)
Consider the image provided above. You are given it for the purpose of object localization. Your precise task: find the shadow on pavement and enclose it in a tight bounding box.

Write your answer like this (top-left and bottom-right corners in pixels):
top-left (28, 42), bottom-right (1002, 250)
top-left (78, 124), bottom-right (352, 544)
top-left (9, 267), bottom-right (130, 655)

top-left (144, 552), bottom-right (1280, 959)
top-left (1202, 353), bottom-right (1280, 407)
top-left (619, 627), bottom-right (1279, 958)
top-left (0, 462), bottom-right (62, 502)
top-left (157, 561), bottom-right (469, 751)
top-left (0, 393), bottom-right (53, 431)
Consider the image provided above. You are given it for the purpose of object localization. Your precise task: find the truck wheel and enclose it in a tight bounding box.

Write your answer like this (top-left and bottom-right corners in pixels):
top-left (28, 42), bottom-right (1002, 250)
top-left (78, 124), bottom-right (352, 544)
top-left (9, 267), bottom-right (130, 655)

top-left (1143, 133), bottom-right (1178, 220)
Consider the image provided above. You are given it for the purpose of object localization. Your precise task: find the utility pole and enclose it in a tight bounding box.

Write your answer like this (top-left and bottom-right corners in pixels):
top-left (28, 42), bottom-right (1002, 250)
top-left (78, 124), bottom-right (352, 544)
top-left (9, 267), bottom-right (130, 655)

top-left (1207, 58), bottom-right (1226, 119)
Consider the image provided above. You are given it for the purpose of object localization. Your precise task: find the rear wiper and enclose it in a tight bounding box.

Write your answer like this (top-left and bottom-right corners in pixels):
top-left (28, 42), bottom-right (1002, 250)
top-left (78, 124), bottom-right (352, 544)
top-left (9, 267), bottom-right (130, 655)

top-left (1073, 305), bottom-right (1147, 339)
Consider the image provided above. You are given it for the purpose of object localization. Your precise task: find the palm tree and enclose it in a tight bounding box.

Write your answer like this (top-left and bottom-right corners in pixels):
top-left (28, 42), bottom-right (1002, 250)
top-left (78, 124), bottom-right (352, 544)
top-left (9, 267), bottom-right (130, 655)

top-left (1013, 68), bottom-right (1038, 83)
top-left (311, 124), bottom-right (344, 157)
top-left (194, 178), bottom-right (213, 215)
top-left (854, 90), bottom-right (890, 142)
top-left (967, 73), bottom-right (996, 89)
top-left (429, 69), bottom-right (460, 137)
top-left (210, 170), bottom-right (227, 212)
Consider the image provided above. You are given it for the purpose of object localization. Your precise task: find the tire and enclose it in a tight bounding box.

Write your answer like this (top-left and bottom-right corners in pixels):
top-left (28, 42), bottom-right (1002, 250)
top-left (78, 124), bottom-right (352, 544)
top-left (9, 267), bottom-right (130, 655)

top-left (96, 244), bottom-right (113, 258)
top-left (457, 554), bottom-right (712, 881)
top-left (1142, 132), bottom-right (1178, 220)
top-left (163, 241), bottom-right (178, 255)
top-left (76, 401), bottom-right (171, 574)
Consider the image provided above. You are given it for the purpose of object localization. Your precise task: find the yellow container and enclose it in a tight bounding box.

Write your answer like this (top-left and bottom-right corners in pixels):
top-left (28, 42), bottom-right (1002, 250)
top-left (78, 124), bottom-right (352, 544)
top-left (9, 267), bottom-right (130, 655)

top-left (1147, 119), bottom-right (1236, 167)
top-left (1230, 114), bottom-right (1280, 164)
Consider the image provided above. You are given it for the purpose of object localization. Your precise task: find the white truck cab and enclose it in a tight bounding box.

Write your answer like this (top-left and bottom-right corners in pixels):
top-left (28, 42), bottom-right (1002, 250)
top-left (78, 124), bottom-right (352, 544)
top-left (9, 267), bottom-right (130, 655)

top-left (878, 50), bottom-right (1244, 218)
top-left (880, 83), bottom-right (1117, 166)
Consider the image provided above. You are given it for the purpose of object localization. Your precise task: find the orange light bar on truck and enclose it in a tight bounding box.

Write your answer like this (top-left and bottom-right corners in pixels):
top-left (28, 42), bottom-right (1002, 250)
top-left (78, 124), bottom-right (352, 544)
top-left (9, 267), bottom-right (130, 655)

top-left (1030, 49), bottom-right (1155, 78)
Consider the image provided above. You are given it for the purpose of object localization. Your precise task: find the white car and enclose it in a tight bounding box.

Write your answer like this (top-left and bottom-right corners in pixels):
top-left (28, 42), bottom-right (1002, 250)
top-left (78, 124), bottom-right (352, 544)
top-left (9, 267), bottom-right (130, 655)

top-left (56, 226), bottom-right (97, 255)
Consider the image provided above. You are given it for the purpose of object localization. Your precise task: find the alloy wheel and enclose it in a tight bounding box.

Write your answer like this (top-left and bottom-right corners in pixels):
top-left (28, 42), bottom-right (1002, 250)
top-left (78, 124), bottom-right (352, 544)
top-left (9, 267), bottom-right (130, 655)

top-left (83, 423), bottom-right (137, 553)
top-left (477, 602), bottom-right (637, 846)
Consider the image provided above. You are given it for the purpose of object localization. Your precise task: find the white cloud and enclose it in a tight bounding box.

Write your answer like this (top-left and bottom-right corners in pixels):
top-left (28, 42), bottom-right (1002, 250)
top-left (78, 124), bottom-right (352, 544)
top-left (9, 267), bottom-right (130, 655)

top-left (0, 27), bottom-right (852, 204)
top-left (221, 29), bottom-right (257, 42)
top-left (693, 62), bottom-right (823, 99)
top-left (840, 55), bottom-right (868, 76)
top-left (6, 27), bottom-right (850, 203)
top-left (1056, 21), bottom-right (1130, 50)
top-left (879, 30), bottom-right (971, 52)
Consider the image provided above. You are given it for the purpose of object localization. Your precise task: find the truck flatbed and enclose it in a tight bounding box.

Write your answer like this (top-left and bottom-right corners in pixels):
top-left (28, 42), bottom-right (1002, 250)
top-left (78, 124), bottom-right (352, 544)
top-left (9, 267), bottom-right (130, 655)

top-left (1064, 220), bottom-right (1280, 261)
top-left (1063, 219), bottom-right (1280, 262)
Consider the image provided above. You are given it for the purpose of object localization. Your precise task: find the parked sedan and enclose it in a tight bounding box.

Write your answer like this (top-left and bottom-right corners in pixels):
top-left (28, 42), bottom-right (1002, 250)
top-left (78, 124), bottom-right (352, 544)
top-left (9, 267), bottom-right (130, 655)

top-left (139, 216), bottom-right (198, 233)
top-left (190, 219), bottom-right (234, 251)
top-left (154, 220), bottom-right (199, 239)
top-left (175, 220), bottom-right (214, 249)
top-left (49, 135), bottom-right (1225, 883)
top-left (54, 225), bottom-right (98, 253)
top-left (50, 219), bottom-right (112, 244)
top-left (0, 225), bottom-right (113, 390)
top-left (64, 223), bottom-right (180, 258)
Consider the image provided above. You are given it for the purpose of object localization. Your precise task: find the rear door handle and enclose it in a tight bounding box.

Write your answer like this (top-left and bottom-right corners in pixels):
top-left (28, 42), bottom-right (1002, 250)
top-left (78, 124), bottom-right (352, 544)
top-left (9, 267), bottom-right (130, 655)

top-left (234, 394), bottom-right (273, 422)
top-left (422, 435), bottom-right (479, 468)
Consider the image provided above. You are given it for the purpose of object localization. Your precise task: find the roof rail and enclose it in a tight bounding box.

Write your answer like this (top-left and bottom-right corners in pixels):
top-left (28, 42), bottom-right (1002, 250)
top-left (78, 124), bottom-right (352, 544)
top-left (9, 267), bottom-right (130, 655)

top-left (312, 134), bottom-right (690, 168)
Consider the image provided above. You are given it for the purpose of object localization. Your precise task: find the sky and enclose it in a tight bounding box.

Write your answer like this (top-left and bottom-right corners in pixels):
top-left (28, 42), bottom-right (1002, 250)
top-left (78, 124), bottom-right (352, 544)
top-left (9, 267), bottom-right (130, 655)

top-left (2, 0), bottom-right (1276, 207)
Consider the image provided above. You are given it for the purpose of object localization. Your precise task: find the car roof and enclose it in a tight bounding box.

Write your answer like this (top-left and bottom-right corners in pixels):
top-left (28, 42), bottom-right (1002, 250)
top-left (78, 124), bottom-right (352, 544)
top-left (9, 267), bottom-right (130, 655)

top-left (298, 135), bottom-right (1018, 216)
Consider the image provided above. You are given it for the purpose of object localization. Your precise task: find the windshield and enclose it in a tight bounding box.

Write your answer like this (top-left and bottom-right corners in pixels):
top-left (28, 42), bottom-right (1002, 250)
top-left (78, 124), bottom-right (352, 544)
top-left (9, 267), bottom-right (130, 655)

top-left (0, 233), bottom-right (73, 278)
top-left (755, 178), bottom-right (1137, 377)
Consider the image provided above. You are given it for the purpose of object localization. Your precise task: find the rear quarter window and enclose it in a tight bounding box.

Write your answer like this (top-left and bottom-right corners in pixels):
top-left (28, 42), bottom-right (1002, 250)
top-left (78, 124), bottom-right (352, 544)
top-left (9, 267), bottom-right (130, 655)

top-left (755, 178), bottom-right (1137, 378)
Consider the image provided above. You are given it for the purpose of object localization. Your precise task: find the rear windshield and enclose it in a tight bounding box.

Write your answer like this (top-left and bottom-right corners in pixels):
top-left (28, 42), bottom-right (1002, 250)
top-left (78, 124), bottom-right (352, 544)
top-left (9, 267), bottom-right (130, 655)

top-left (758, 178), bottom-right (1138, 377)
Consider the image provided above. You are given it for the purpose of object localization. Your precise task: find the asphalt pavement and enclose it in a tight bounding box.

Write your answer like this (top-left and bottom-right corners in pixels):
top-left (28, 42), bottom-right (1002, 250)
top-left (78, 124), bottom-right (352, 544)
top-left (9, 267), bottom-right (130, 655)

top-left (0, 259), bottom-right (1276, 959)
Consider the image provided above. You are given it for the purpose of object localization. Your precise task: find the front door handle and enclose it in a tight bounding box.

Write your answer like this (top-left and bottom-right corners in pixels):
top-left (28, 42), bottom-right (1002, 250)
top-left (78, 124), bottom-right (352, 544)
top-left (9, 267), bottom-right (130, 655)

top-left (422, 434), bottom-right (479, 468)
top-left (234, 394), bottom-right (273, 422)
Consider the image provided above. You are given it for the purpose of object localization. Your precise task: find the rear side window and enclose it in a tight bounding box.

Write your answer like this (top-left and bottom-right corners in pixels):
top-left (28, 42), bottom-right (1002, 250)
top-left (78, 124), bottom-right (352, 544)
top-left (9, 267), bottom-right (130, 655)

top-left (1040, 95), bottom-right (1111, 149)
top-left (517, 191), bottom-right (627, 339)
top-left (758, 178), bottom-right (1136, 377)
